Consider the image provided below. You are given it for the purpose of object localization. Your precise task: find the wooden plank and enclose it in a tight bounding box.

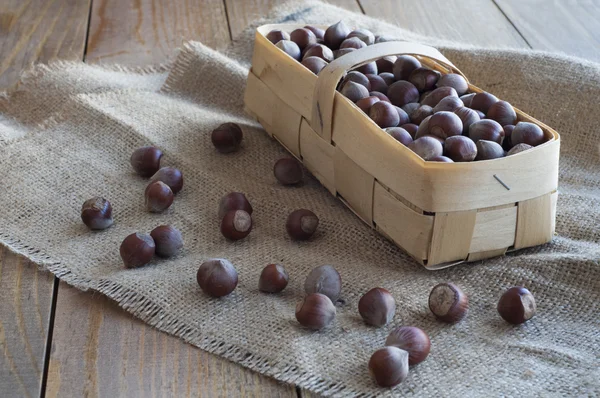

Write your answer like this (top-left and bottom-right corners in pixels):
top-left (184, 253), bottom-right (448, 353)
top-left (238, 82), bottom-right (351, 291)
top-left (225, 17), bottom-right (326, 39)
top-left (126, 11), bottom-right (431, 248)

top-left (0, 247), bottom-right (55, 398)
top-left (46, 282), bottom-right (297, 398)
top-left (514, 192), bottom-right (556, 250)
top-left (495, 0), bottom-right (600, 62)
top-left (428, 210), bottom-right (477, 266)
top-left (469, 206), bottom-right (517, 253)
top-left (299, 118), bottom-right (336, 194)
top-left (359, 0), bottom-right (529, 48)
top-left (334, 149), bottom-right (375, 225)
top-left (0, 0), bottom-right (90, 89)
top-left (466, 248), bottom-right (507, 262)
top-left (85, 0), bottom-right (231, 65)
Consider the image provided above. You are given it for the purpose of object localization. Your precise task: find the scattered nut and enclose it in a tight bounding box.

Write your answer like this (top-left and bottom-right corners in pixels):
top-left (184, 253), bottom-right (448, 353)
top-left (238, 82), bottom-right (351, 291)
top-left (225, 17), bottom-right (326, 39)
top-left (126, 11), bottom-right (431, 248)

top-left (145, 181), bottom-right (174, 213)
top-left (274, 157), bottom-right (304, 185)
top-left (358, 287), bottom-right (396, 327)
top-left (211, 123), bottom-right (243, 153)
top-left (130, 146), bottom-right (163, 177)
top-left (286, 209), bottom-right (319, 241)
top-left (81, 197), bottom-right (113, 230)
top-left (385, 326), bottom-right (431, 365)
top-left (429, 282), bottom-right (469, 323)
top-left (304, 265), bottom-right (341, 302)
top-left (150, 167), bottom-right (183, 194)
top-left (368, 347), bottom-right (409, 387)
top-left (497, 286), bottom-right (536, 324)
top-left (120, 233), bottom-right (155, 268)
top-left (150, 225), bottom-right (183, 257)
top-left (218, 192), bottom-right (253, 219)
top-left (259, 263), bottom-right (289, 293)
top-left (295, 293), bottom-right (336, 330)
top-left (197, 258), bottom-right (238, 297)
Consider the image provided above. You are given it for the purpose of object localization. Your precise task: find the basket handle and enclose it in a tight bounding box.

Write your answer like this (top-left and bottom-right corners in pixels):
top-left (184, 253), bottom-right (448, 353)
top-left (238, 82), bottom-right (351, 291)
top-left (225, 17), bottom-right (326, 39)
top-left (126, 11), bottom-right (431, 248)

top-left (310, 41), bottom-right (467, 142)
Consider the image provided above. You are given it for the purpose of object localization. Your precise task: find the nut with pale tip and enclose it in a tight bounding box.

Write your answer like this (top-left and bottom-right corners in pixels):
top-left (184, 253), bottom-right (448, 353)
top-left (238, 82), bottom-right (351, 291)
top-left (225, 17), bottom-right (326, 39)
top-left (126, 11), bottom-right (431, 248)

top-left (150, 167), bottom-right (183, 194)
top-left (385, 326), bottom-right (431, 365)
top-left (437, 73), bottom-right (469, 96)
top-left (211, 123), bottom-right (243, 153)
top-left (221, 210), bottom-right (252, 240)
top-left (368, 347), bottom-right (409, 387)
top-left (145, 181), bottom-right (174, 212)
top-left (259, 264), bottom-right (289, 293)
top-left (81, 197), bottom-right (113, 230)
top-left (497, 286), bottom-right (536, 324)
top-left (295, 293), bottom-right (336, 330)
top-left (429, 282), bottom-right (469, 323)
top-left (218, 192), bottom-right (252, 219)
top-left (358, 287), bottom-right (396, 327)
top-left (304, 265), bottom-right (341, 302)
top-left (286, 209), bottom-right (319, 241)
top-left (150, 225), bottom-right (183, 257)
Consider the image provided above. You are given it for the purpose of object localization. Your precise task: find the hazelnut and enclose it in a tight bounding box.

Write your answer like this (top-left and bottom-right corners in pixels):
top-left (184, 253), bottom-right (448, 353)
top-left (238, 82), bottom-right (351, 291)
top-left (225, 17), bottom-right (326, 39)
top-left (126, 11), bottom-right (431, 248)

top-left (368, 347), bottom-right (409, 387)
top-left (378, 71), bottom-right (396, 85)
top-left (444, 136), bottom-right (477, 162)
top-left (347, 28), bottom-right (375, 45)
top-left (197, 258), bottom-right (238, 297)
top-left (436, 73), bottom-right (469, 95)
top-left (324, 20), bottom-right (350, 49)
top-left (366, 74), bottom-right (388, 95)
top-left (211, 122), bottom-right (243, 153)
top-left (369, 101), bottom-right (400, 128)
top-left (502, 125), bottom-right (515, 151)
top-left (221, 209), bottom-right (252, 240)
top-left (394, 106), bottom-right (410, 126)
top-left (150, 167), bottom-right (183, 194)
top-left (357, 62), bottom-right (378, 75)
top-left (421, 86), bottom-right (458, 107)
top-left (301, 56), bottom-right (328, 75)
top-left (150, 225), bottom-right (183, 257)
top-left (469, 119), bottom-right (504, 144)
top-left (273, 157), bottom-right (303, 185)
top-left (81, 197), bottom-right (113, 230)
top-left (301, 43), bottom-right (319, 59)
top-left (428, 282), bottom-right (469, 323)
top-left (400, 123), bottom-right (418, 138)
top-left (433, 96), bottom-right (463, 113)
top-left (460, 93), bottom-right (476, 107)
top-left (340, 81), bottom-right (369, 103)
top-left (475, 109), bottom-right (486, 119)
top-left (507, 143), bottom-right (533, 155)
top-left (342, 71), bottom-right (371, 91)
top-left (130, 146), bottom-right (163, 177)
top-left (295, 293), bottom-right (336, 330)
top-left (470, 92), bottom-right (499, 113)
top-left (218, 192), bottom-right (253, 219)
top-left (275, 40), bottom-right (301, 61)
top-left (408, 136), bottom-right (443, 160)
top-left (356, 96), bottom-right (381, 113)
top-left (259, 263), bottom-right (289, 293)
top-left (497, 286), bottom-right (536, 324)
top-left (415, 115), bottom-right (431, 137)
top-left (475, 140), bottom-right (505, 160)
top-left (304, 25), bottom-right (325, 40)
top-left (408, 67), bottom-right (440, 92)
top-left (487, 100), bottom-right (517, 126)
top-left (393, 55), bottom-right (421, 81)
top-left (340, 37), bottom-right (366, 50)
top-left (429, 155), bottom-right (454, 162)
top-left (333, 48), bottom-right (355, 59)
top-left (512, 122), bottom-right (545, 146)
top-left (385, 326), bottom-right (431, 365)
top-left (369, 91), bottom-right (391, 103)
top-left (120, 233), bottom-right (155, 268)
top-left (304, 265), bottom-right (341, 302)
top-left (454, 107), bottom-right (481, 135)
top-left (401, 102), bottom-right (420, 116)
top-left (303, 44), bottom-right (334, 62)
top-left (266, 29), bottom-right (290, 44)
top-left (286, 209), bottom-right (319, 240)
top-left (384, 127), bottom-right (413, 146)
top-left (419, 90), bottom-right (432, 103)
top-left (290, 28), bottom-right (317, 50)
top-left (426, 111), bottom-right (463, 140)
top-left (409, 105), bottom-right (433, 125)
top-left (145, 181), bottom-right (174, 212)
top-left (358, 287), bottom-right (396, 327)
top-left (387, 81), bottom-right (419, 107)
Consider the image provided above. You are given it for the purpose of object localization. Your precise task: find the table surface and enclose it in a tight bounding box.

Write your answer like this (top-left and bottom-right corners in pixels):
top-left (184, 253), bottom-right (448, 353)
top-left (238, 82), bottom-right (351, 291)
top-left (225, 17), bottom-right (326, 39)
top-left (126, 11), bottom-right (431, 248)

top-left (1, 1), bottom-right (598, 397)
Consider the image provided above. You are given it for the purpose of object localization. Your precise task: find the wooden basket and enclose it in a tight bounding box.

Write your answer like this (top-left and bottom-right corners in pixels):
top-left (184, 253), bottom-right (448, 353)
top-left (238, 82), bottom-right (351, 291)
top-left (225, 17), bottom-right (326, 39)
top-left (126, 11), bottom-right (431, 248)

top-left (243, 24), bottom-right (560, 269)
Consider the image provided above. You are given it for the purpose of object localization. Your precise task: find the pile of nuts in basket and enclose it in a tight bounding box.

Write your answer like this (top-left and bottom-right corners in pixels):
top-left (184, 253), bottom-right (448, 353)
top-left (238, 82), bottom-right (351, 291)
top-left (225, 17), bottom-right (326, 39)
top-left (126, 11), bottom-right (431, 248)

top-left (266, 21), bottom-right (550, 162)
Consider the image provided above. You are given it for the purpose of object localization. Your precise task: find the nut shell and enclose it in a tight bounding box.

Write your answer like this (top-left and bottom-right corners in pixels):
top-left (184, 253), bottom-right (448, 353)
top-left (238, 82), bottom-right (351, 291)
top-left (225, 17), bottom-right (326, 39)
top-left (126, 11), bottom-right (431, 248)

top-left (150, 167), bottom-right (183, 194)
top-left (275, 40), bottom-right (301, 61)
top-left (368, 347), bottom-right (409, 387)
top-left (437, 73), bottom-right (469, 96)
top-left (429, 282), bottom-right (469, 323)
top-left (301, 56), bottom-right (328, 75)
top-left (150, 225), bottom-right (183, 257)
top-left (358, 287), bottom-right (396, 327)
top-left (304, 265), bottom-right (342, 302)
top-left (145, 181), bottom-right (174, 212)
top-left (444, 136), bottom-right (477, 162)
top-left (266, 29), bottom-right (290, 44)
top-left (340, 81), bottom-right (369, 103)
top-left (385, 326), bottom-right (431, 365)
top-left (475, 140), bottom-right (505, 160)
top-left (81, 197), bottom-right (114, 230)
top-left (369, 101), bottom-right (400, 128)
top-left (286, 209), bottom-right (319, 240)
top-left (220, 210), bottom-right (252, 240)
top-left (295, 293), bottom-right (336, 330)
top-left (197, 258), bottom-right (238, 297)
top-left (512, 122), bottom-right (545, 146)
top-left (324, 20), bottom-right (350, 49)
top-left (487, 100), bottom-right (517, 126)
top-left (130, 146), bottom-right (163, 177)
top-left (218, 192), bottom-right (253, 219)
top-left (393, 55), bottom-right (421, 81)
top-left (497, 286), bottom-right (536, 324)
top-left (211, 123), bottom-right (243, 153)
top-left (290, 28), bottom-right (317, 50)
top-left (259, 264), bottom-right (289, 293)
top-left (408, 136), bottom-right (443, 161)
top-left (120, 233), bottom-right (155, 268)
top-left (387, 81), bottom-right (419, 107)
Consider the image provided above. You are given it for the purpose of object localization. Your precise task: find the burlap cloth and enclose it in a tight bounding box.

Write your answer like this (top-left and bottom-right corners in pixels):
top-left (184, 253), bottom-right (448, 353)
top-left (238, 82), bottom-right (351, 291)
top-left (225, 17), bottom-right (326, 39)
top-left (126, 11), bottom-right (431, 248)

top-left (1, 1), bottom-right (598, 396)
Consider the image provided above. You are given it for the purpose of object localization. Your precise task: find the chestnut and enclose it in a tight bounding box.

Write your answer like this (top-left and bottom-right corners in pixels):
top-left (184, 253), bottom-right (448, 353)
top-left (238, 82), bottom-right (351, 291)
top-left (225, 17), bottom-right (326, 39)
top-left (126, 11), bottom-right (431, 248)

top-left (290, 28), bottom-right (317, 50)
top-left (301, 56), bottom-right (328, 75)
top-left (211, 122), bottom-right (243, 153)
top-left (469, 119), bottom-right (504, 144)
top-left (394, 106), bottom-right (410, 126)
top-left (369, 91), bottom-right (391, 103)
top-left (275, 40), bottom-right (301, 61)
top-left (419, 90), bottom-right (432, 103)
top-left (497, 286), bottom-right (536, 324)
top-left (197, 258), bottom-right (238, 297)
top-left (120, 233), bottom-right (155, 268)
top-left (369, 101), bottom-right (400, 128)
top-left (221, 209), bottom-right (252, 240)
top-left (384, 127), bottom-right (413, 146)
top-left (304, 265), bottom-right (341, 302)
top-left (150, 225), bottom-right (183, 257)
top-left (507, 143), bottom-right (533, 155)
top-left (368, 347), bottom-right (409, 387)
top-left (470, 92), bottom-right (499, 113)
top-left (218, 192), bottom-right (253, 219)
top-left (358, 287), bottom-right (396, 327)
top-left (366, 74), bottom-right (388, 95)
top-left (427, 111), bottom-right (463, 140)
top-left (436, 73), bottom-right (469, 96)
top-left (409, 105), bottom-right (433, 125)
top-left (356, 96), bottom-right (380, 113)
top-left (475, 110), bottom-right (486, 119)
top-left (385, 326), bottom-right (431, 365)
top-left (266, 29), bottom-right (290, 44)
top-left (487, 100), bottom-right (517, 126)
top-left (421, 86), bottom-right (458, 107)
top-left (274, 157), bottom-right (303, 185)
top-left (357, 62), bottom-right (378, 75)
top-left (408, 67), bottom-right (440, 92)
top-left (401, 102), bottom-right (420, 116)
top-left (408, 136), bottom-right (443, 161)
top-left (304, 25), bottom-right (325, 40)
top-left (454, 107), bottom-right (480, 135)
top-left (286, 209), bottom-right (319, 240)
top-left (376, 57), bottom-right (397, 75)
top-left (81, 197), bottom-right (113, 230)
top-left (259, 263), bottom-right (289, 293)
top-left (342, 71), bottom-right (371, 91)
top-left (340, 37), bottom-right (366, 50)
top-left (400, 123), bottom-right (418, 138)
top-left (433, 96), bottom-right (463, 113)
top-left (387, 81), bottom-right (419, 107)
top-left (502, 125), bottom-right (515, 151)
top-left (340, 81), bottom-right (369, 103)
top-left (347, 28), bottom-right (375, 45)
top-left (428, 282), bottom-right (469, 323)
top-left (511, 122), bottom-right (545, 146)
top-left (303, 44), bottom-right (334, 62)
top-left (145, 181), bottom-right (174, 212)
top-left (324, 20), bottom-right (350, 49)
top-left (444, 136), bottom-right (477, 162)
top-left (295, 293), bottom-right (336, 330)
top-left (378, 71), bottom-right (395, 85)
top-left (415, 115), bottom-right (431, 137)
top-left (130, 146), bottom-right (163, 177)
top-left (475, 140), bottom-right (505, 160)
top-left (429, 155), bottom-right (454, 163)
top-left (150, 167), bottom-right (183, 194)
top-left (333, 48), bottom-right (355, 59)
top-left (460, 93), bottom-right (476, 107)
top-left (393, 55), bottom-right (421, 81)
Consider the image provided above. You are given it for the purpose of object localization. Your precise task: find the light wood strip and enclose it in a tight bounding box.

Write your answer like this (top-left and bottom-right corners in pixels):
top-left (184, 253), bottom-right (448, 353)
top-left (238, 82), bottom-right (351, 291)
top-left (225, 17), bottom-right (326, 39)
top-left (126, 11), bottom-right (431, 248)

top-left (299, 119), bottom-right (336, 194)
top-left (334, 149), bottom-right (375, 225)
top-left (467, 248), bottom-right (508, 262)
top-left (428, 210), bottom-right (477, 266)
top-left (514, 192), bottom-right (556, 250)
top-left (469, 206), bottom-right (517, 253)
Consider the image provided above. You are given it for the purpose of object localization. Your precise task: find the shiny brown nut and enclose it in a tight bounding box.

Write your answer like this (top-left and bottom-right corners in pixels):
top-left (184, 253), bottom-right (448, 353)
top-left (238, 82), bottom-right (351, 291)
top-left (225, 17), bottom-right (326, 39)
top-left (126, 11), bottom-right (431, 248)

top-left (387, 81), bottom-right (419, 107)
top-left (211, 123), bottom-right (243, 153)
top-left (401, 123), bottom-right (418, 138)
top-left (419, 90), bottom-right (432, 103)
top-left (358, 287), bottom-right (396, 327)
top-left (460, 93), bottom-right (476, 107)
top-left (324, 20), bottom-right (350, 49)
top-left (408, 136), bottom-right (443, 160)
top-left (379, 71), bottom-right (395, 85)
top-left (304, 25), bottom-right (325, 40)
top-left (286, 209), bottom-right (319, 240)
top-left (120, 233), bottom-right (155, 268)
top-left (340, 36), bottom-right (366, 49)
top-left (475, 140), bottom-right (505, 160)
top-left (487, 100), bottom-right (517, 126)
top-left (290, 28), bottom-right (317, 50)
top-left (421, 86), bottom-right (458, 107)
top-left (470, 92), bottom-right (499, 113)
top-left (366, 74), bottom-right (388, 94)
top-left (266, 29), bottom-right (290, 44)
top-left (376, 57), bottom-right (397, 75)
top-left (401, 102), bottom-right (420, 116)
top-left (393, 55), bottom-right (421, 81)
top-left (197, 258), bottom-right (238, 297)
top-left (275, 40), bottom-right (301, 61)
top-left (475, 109), bottom-right (486, 119)
top-left (81, 197), bottom-right (113, 230)
top-left (429, 155), bottom-right (454, 163)
top-left (384, 127), bottom-right (413, 146)
top-left (409, 105), bottom-right (433, 125)
top-left (303, 44), bottom-right (334, 62)
top-left (347, 28), bottom-right (375, 45)
top-left (221, 210), bottom-right (252, 240)
top-left (150, 167), bottom-right (183, 194)
top-left (385, 326), bottom-right (431, 365)
top-left (340, 81), bottom-right (369, 102)
top-left (511, 122), bottom-right (545, 146)
top-left (429, 282), bottom-right (469, 323)
top-left (356, 96), bottom-right (381, 113)
top-left (145, 181), bottom-right (174, 212)
top-left (409, 67), bottom-right (440, 91)
top-left (370, 91), bottom-right (391, 103)
top-left (503, 125), bottom-right (515, 151)
top-left (218, 192), bottom-right (253, 219)
top-left (304, 265), bottom-right (342, 302)
top-left (497, 286), bottom-right (536, 324)
top-left (295, 293), bottom-right (336, 330)
top-left (342, 71), bottom-right (371, 91)
top-left (437, 73), bottom-right (469, 95)
top-left (301, 56), bottom-right (328, 75)
top-left (130, 146), bottom-right (163, 177)
top-left (369, 347), bottom-right (409, 387)
top-left (433, 96), bottom-right (463, 113)
top-left (259, 263), bottom-right (289, 293)
top-left (150, 225), bottom-right (183, 257)
top-left (426, 111), bottom-right (463, 140)
top-left (444, 135), bottom-right (477, 162)
top-left (415, 115), bottom-right (432, 137)
top-left (273, 157), bottom-right (303, 185)
top-left (357, 62), bottom-right (378, 75)
top-left (507, 143), bottom-right (533, 155)
top-left (369, 101), bottom-right (400, 128)
top-left (469, 119), bottom-right (504, 144)
top-left (454, 107), bottom-right (481, 135)
top-left (333, 48), bottom-right (355, 59)
top-left (394, 106), bottom-right (410, 126)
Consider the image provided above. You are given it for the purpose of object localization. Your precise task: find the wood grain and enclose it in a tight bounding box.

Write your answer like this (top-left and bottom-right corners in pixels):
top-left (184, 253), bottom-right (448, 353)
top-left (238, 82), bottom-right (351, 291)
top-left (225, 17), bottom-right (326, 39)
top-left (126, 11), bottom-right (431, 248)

top-left (46, 282), bottom-right (296, 398)
top-left (359, 0), bottom-right (529, 48)
top-left (85, 0), bottom-right (231, 65)
top-left (494, 0), bottom-right (600, 61)
top-left (0, 247), bottom-right (55, 398)
top-left (0, 0), bottom-right (90, 89)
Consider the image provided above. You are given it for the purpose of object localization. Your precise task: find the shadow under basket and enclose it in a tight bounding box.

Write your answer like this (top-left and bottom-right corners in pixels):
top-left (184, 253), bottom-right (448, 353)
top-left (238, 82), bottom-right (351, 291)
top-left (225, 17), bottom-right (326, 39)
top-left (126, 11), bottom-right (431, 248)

top-left (243, 23), bottom-right (560, 269)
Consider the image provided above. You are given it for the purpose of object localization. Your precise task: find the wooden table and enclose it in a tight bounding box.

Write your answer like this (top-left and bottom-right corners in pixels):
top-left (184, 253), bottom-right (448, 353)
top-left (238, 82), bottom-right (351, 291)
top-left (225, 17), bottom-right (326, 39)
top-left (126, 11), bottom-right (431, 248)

top-left (1, 1), bottom-right (598, 396)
